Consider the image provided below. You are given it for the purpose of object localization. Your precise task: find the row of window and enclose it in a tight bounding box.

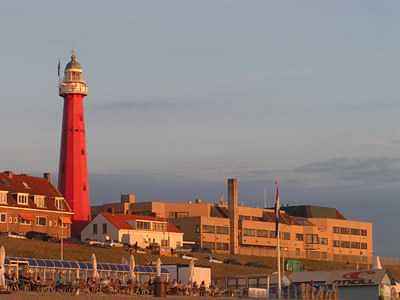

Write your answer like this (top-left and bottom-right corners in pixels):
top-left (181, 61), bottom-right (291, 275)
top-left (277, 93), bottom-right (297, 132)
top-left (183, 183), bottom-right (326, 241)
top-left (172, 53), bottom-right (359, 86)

top-left (243, 229), bottom-right (291, 240)
top-left (333, 240), bottom-right (368, 249)
top-left (0, 192), bottom-right (64, 210)
top-left (0, 213), bottom-right (68, 228)
top-left (202, 242), bottom-right (229, 251)
top-left (202, 225), bottom-right (230, 235)
top-left (333, 227), bottom-right (367, 236)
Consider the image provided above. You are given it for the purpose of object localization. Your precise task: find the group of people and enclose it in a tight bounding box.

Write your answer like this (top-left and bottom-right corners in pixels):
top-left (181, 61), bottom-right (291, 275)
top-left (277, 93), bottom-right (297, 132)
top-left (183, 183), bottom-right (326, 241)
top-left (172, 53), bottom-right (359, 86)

top-left (3, 269), bottom-right (218, 297)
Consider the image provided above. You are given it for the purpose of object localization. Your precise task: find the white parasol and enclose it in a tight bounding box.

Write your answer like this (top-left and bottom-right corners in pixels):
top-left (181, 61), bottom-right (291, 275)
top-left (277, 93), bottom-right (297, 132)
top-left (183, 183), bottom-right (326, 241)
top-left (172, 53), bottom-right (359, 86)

top-left (0, 246), bottom-right (5, 289)
top-left (156, 257), bottom-right (162, 278)
top-left (129, 254), bottom-right (136, 280)
top-left (188, 259), bottom-right (195, 284)
top-left (91, 253), bottom-right (100, 279)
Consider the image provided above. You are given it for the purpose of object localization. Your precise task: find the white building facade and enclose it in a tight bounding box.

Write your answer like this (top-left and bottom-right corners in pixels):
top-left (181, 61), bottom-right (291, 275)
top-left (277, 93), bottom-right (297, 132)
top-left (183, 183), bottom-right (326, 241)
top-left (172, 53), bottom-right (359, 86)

top-left (81, 213), bottom-right (183, 249)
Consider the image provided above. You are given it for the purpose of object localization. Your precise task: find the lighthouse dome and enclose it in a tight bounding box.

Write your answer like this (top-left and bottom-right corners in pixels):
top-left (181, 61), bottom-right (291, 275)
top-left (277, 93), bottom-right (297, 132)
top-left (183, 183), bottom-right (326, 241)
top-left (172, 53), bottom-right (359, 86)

top-left (65, 50), bottom-right (82, 70)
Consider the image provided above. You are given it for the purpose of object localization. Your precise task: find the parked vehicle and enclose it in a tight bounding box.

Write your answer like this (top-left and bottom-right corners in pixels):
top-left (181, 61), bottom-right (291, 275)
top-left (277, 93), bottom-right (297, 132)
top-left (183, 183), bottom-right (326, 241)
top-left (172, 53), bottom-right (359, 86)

top-left (245, 261), bottom-right (267, 268)
top-left (223, 258), bottom-right (242, 265)
top-left (25, 231), bottom-right (51, 241)
top-left (4, 232), bottom-right (27, 239)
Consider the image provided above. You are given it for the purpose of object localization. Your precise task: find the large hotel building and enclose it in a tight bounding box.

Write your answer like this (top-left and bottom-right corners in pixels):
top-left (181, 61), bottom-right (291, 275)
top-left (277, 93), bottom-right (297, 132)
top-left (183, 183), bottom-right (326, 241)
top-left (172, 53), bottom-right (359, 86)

top-left (93, 178), bottom-right (373, 263)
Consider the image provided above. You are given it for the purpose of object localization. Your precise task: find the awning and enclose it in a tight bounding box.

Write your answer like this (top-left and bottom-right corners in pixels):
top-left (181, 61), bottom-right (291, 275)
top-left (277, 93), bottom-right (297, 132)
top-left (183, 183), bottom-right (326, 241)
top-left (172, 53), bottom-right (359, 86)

top-left (59, 216), bottom-right (72, 224)
top-left (19, 213), bottom-right (34, 221)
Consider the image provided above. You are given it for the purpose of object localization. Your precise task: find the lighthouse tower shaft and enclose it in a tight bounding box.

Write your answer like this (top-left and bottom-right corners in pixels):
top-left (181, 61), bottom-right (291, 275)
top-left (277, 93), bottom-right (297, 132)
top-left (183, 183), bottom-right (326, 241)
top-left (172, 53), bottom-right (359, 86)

top-left (58, 51), bottom-right (90, 235)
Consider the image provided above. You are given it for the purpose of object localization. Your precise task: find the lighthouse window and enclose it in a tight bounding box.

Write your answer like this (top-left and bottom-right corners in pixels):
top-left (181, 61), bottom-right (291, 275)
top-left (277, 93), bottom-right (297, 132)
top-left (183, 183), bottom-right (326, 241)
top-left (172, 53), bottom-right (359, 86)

top-left (81, 149), bottom-right (85, 155)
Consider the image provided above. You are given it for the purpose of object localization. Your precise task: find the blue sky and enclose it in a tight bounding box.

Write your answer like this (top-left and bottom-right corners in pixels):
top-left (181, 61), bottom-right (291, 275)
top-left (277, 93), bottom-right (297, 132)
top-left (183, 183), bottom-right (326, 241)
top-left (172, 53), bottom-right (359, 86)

top-left (2, 1), bottom-right (400, 255)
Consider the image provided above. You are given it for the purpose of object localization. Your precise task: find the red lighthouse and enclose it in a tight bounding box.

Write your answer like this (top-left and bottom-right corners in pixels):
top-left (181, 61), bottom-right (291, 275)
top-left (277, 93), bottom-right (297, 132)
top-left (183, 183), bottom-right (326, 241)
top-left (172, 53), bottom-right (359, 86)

top-left (58, 50), bottom-right (90, 235)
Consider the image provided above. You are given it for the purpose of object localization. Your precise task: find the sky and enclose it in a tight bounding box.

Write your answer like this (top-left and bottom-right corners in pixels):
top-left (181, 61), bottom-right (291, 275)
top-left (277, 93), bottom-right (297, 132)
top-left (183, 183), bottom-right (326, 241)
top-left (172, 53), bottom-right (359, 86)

top-left (1, 1), bottom-right (400, 255)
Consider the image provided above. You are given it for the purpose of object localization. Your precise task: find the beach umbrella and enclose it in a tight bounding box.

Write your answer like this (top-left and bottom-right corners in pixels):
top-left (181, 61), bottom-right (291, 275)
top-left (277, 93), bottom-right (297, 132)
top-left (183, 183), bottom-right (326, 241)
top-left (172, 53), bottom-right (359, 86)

top-left (129, 254), bottom-right (136, 280)
top-left (91, 253), bottom-right (100, 279)
top-left (373, 256), bottom-right (383, 270)
top-left (188, 259), bottom-right (195, 283)
top-left (156, 257), bottom-right (161, 278)
top-left (0, 246), bottom-right (5, 289)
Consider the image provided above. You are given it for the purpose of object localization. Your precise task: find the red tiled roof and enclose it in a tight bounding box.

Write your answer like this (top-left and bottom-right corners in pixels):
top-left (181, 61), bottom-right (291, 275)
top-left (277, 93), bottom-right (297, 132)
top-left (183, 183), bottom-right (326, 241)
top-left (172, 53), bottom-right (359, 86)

top-left (101, 213), bottom-right (182, 233)
top-left (0, 171), bottom-right (62, 197)
top-left (0, 171), bottom-right (72, 213)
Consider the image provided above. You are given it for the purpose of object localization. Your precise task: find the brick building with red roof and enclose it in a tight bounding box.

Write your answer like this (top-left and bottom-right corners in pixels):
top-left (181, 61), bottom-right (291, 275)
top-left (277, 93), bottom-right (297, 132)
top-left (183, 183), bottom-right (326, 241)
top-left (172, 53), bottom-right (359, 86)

top-left (0, 171), bottom-right (73, 239)
top-left (81, 212), bottom-right (183, 250)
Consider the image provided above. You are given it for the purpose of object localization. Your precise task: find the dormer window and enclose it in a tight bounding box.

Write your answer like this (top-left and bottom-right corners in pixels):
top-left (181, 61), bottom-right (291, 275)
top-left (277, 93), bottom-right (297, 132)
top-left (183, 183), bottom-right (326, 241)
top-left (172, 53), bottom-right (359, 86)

top-left (34, 195), bottom-right (45, 208)
top-left (55, 197), bottom-right (64, 210)
top-left (17, 193), bottom-right (29, 205)
top-left (0, 191), bottom-right (8, 204)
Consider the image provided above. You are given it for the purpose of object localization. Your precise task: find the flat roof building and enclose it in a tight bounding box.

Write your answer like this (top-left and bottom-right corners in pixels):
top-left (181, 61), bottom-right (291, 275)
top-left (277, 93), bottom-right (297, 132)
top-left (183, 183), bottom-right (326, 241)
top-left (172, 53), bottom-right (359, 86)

top-left (92, 179), bottom-right (373, 264)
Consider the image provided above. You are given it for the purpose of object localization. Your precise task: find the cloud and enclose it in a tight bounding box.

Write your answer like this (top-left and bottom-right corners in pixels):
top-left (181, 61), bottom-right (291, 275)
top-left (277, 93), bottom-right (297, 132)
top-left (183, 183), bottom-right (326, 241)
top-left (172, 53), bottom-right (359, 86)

top-left (294, 157), bottom-right (400, 186)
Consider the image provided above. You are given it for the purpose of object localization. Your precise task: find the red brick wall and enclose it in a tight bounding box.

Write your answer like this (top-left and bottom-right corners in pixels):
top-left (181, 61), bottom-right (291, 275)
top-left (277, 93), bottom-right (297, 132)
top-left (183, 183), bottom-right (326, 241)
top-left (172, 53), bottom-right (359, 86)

top-left (0, 207), bottom-right (71, 238)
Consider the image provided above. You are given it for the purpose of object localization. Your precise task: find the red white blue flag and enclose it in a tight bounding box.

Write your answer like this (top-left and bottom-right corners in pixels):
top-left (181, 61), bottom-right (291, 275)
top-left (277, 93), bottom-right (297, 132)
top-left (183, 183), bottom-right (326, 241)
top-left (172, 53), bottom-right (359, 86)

top-left (274, 180), bottom-right (281, 238)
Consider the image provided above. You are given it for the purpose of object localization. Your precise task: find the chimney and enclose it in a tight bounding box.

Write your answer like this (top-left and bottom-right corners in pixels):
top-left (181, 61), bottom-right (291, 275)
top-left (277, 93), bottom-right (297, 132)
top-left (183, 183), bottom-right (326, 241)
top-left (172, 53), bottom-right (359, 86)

top-left (227, 178), bottom-right (239, 255)
top-left (43, 172), bottom-right (51, 183)
top-left (4, 171), bottom-right (13, 179)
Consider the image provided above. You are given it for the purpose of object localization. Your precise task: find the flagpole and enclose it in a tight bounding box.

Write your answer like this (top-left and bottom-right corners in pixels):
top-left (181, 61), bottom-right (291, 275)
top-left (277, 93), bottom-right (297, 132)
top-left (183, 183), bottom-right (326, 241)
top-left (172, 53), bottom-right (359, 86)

top-left (277, 226), bottom-right (281, 299)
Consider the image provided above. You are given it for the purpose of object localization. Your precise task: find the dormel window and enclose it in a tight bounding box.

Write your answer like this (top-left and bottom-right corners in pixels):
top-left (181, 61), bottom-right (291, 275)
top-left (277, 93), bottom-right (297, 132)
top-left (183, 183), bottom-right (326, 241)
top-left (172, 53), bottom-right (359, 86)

top-left (34, 195), bottom-right (45, 208)
top-left (55, 198), bottom-right (64, 210)
top-left (0, 191), bottom-right (8, 204)
top-left (17, 193), bottom-right (29, 205)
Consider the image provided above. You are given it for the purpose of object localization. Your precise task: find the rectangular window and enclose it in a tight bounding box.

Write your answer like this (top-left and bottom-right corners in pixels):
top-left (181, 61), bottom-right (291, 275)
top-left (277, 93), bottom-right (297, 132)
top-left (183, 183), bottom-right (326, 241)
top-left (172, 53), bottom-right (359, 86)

top-left (243, 228), bottom-right (256, 236)
top-left (202, 225), bottom-right (215, 233)
top-left (102, 223), bottom-right (107, 234)
top-left (0, 213), bottom-right (6, 223)
top-left (350, 228), bottom-right (361, 236)
top-left (340, 241), bottom-right (351, 248)
top-left (34, 196), bottom-right (45, 208)
top-left (55, 198), bottom-right (64, 210)
top-left (93, 224), bottom-right (98, 235)
top-left (296, 233), bottom-right (304, 241)
top-left (351, 242), bottom-right (361, 249)
top-left (136, 221), bottom-right (151, 230)
top-left (216, 226), bottom-right (229, 235)
top-left (202, 242), bottom-right (215, 250)
top-left (333, 240), bottom-right (340, 248)
top-left (176, 212), bottom-right (189, 218)
top-left (340, 227), bottom-right (350, 235)
top-left (215, 242), bottom-right (229, 251)
top-left (361, 229), bottom-right (367, 236)
top-left (36, 216), bottom-right (47, 226)
top-left (280, 232), bottom-right (290, 240)
top-left (361, 243), bottom-right (368, 249)
top-left (256, 229), bottom-right (269, 238)
top-left (333, 227), bottom-right (340, 234)
top-left (306, 234), bottom-right (319, 244)
top-left (161, 239), bottom-right (169, 247)
top-left (153, 222), bottom-right (167, 232)
top-left (320, 238), bottom-right (328, 245)
top-left (0, 192), bottom-right (7, 204)
top-left (269, 231), bottom-right (277, 238)
top-left (17, 194), bottom-right (29, 205)
top-left (20, 218), bottom-right (31, 225)
top-left (195, 225), bottom-right (200, 233)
